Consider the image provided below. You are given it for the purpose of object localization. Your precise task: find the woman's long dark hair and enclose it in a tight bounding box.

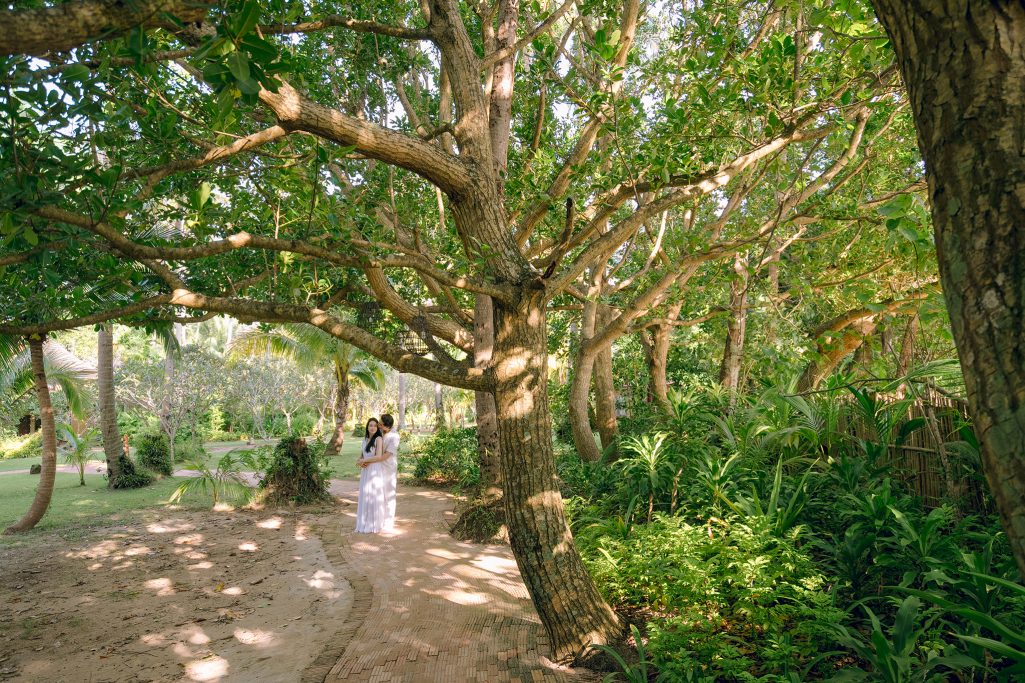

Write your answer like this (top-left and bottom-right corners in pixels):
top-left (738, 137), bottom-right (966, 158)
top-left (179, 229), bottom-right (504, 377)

top-left (364, 418), bottom-right (382, 453)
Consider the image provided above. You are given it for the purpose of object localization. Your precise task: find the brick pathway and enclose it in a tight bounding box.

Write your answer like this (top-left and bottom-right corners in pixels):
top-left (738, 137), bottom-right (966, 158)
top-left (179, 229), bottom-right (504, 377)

top-left (306, 481), bottom-right (599, 683)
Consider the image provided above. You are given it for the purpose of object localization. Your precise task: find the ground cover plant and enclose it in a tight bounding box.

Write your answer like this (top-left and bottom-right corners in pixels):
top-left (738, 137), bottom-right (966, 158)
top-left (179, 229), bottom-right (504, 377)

top-left (556, 385), bottom-right (1024, 681)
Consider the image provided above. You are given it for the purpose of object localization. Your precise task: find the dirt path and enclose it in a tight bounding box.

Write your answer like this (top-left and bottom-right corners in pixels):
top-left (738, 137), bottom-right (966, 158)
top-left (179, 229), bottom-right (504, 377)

top-left (0, 509), bottom-right (351, 682)
top-left (320, 481), bottom-right (597, 683)
top-left (0, 482), bottom-right (599, 682)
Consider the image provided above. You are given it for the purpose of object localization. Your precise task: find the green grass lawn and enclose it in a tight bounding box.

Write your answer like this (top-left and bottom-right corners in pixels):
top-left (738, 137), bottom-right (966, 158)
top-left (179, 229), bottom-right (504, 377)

top-left (0, 456), bottom-right (42, 473)
top-left (324, 438), bottom-right (362, 479)
top-left (0, 471), bottom-right (205, 539)
top-left (0, 437), bottom-right (367, 541)
top-left (184, 436), bottom-right (363, 479)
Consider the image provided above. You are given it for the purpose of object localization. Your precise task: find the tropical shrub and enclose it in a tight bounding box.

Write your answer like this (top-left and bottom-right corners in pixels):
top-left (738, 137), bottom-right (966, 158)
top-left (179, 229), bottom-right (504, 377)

top-left (108, 453), bottom-right (153, 489)
top-left (580, 513), bottom-right (844, 681)
top-left (173, 439), bottom-right (207, 467)
top-left (259, 436), bottom-right (332, 505)
top-left (0, 431), bottom-right (41, 459)
top-left (58, 425), bottom-right (98, 486)
top-left (170, 449), bottom-right (259, 508)
top-left (135, 431), bottom-right (172, 475)
top-left (410, 427), bottom-right (479, 488)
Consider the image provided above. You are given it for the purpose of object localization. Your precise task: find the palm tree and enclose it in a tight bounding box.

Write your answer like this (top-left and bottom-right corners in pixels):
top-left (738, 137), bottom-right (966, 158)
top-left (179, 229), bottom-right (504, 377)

top-left (4, 337), bottom-right (59, 533)
top-left (228, 324), bottom-right (386, 455)
top-left (0, 337), bottom-right (96, 421)
top-left (59, 425), bottom-right (100, 486)
top-left (96, 325), bottom-right (122, 484)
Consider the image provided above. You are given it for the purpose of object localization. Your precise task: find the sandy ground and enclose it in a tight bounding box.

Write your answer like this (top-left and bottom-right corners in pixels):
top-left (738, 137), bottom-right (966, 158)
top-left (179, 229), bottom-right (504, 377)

top-left (0, 507), bottom-right (353, 683)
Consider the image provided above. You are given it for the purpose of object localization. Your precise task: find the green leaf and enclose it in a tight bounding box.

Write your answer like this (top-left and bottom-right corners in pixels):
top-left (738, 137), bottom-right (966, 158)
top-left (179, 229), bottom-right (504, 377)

top-left (194, 182), bottom-right (212, 210)
top-left (127, 26), bottom-right (146, 57)
top-left (23, 227), bottom-right (38, 246)
top-left (62, 64), bottom-right (92, 82)
top-left (226, 52), bottom-right (251, 83)
top-left (240, 34), bottom-right (278, 63)
top-left (230, 1), bottom-right (263, 40)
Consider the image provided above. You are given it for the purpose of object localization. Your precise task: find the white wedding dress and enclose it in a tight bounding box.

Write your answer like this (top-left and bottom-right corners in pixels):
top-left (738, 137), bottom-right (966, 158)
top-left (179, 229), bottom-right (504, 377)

top-left (355, 435), bottom-right (395, 533)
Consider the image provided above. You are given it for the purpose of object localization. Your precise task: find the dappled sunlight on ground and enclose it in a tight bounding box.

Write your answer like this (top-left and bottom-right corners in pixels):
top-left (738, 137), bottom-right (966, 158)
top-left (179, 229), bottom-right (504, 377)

top-left (323, 480), bottom-right (597, 682)
top-left (0, 508), bottom-right (351, 682)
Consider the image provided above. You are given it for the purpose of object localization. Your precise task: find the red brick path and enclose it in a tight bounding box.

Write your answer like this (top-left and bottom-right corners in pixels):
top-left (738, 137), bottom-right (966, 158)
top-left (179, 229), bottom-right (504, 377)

top-left (305, 482), bottom-right (599, 683)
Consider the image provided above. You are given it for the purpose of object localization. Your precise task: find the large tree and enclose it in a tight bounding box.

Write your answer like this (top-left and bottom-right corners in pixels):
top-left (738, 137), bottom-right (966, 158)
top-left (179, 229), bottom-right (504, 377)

top-left (869, 0), bottom-right (1025, 576)
top-left (0, 0), bottom-right (928, 658)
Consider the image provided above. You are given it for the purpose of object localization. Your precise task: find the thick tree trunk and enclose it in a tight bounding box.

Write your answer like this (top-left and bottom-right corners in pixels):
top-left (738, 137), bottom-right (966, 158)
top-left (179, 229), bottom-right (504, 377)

top-left (474, 295), bottom-right (502, 498)
top-left (97, 325), bottom-right (121, 485)
top-left (593, 305), bottom-right (618, 459)
top-left (870, 0), bottom-right (1025, 576)
top-left (568, 299), bottom-right (603, 462)
top-left (719, 253), bottom-right (749, 399)
top-left (325, 363), bottom-right (348, 457)
top-left (5, 337), bottom-right (57, 533)
top-left (160, 328), bottom-right (175, 445)
top-left (648, 324), bottom-right (672, 409)
top-left (492, 291), bottom-right (622, 662)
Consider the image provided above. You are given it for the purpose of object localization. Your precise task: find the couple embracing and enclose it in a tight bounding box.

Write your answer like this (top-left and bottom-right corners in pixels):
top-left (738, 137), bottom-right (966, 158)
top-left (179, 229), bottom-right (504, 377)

top-left (355, 413), bottom-right (399, 534)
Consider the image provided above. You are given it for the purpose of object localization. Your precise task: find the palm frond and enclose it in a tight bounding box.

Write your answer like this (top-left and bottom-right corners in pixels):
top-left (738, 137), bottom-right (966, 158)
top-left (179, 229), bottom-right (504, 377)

top-left (228, 327), bottom-right (314, 366)
top-left (1, 341), bottom-right (95, 418)
top-left (149, 322), bottom-right (181, 358)
top-left (350, 361), bottom-right (386, 391)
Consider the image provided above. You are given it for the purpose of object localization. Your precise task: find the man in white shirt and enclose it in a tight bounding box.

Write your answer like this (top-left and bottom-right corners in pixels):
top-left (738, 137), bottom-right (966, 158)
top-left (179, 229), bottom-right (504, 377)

top-left (380, 413), bottom-right (400, 528)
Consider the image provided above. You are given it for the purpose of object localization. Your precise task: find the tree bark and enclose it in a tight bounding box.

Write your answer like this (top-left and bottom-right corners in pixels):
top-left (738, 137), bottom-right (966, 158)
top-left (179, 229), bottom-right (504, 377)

top-left (568, 300), bottom-right (602, 462)
top-left (870, 0), bottom-right (1025, 576)
top-left (649, 324), bottom-right (672, 409)
top-left (434, 382), bottom-right (445, 432)
top-left (325, 361), bottom-right (348, 457)
top-left (97, 325), bottom-right (121, 485)
top-left (160, 329), bottom-right (175, 449)
top-left (719, 252), bottom-right (749, 400)
top-left (474, 295), bottom-right (502, 498)
top-left (492, 290), bottom-right (622, 661)
top-left (897, 313), bottom-right (919, 378)
top-left (797, 317), bottom-right (878, 391)
top-left (0, 0), bottom-right (211, 57)
top-left (5, 337), bottom-right (57, 533)
top-left (593, 305), bottom-right (618, 459)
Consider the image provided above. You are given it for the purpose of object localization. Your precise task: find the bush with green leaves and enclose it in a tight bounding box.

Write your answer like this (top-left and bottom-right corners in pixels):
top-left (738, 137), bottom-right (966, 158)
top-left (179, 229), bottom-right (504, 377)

top-left (116, 411), bottom-right (153, 439)
top-left (579, 513), bottom-right (844, 681)
top-left (0, 431), bottom-right (41, 459)
top-left (135, 431), bottom-right (172, 475)
top-left (410, 427), bottom-right (479, 488)
top-left (572, 382), bottom-right (1025, 681)
top-left (107, 453), bottom-right (153, 489)
top-left (259, 436), bottom-right (332, 505)
top-left (173, 439), bottom-right (207, 466)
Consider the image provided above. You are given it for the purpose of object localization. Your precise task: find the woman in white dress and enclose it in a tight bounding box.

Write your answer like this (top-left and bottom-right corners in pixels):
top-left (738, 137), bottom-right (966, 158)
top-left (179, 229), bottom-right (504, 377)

top-left (355, 418), bottom-right (389, 533)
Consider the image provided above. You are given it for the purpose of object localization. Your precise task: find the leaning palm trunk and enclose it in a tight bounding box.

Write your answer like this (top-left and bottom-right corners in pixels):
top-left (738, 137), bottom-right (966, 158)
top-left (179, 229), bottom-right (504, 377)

top-left (5, 337), bottom-right (57, 533)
